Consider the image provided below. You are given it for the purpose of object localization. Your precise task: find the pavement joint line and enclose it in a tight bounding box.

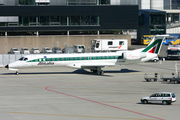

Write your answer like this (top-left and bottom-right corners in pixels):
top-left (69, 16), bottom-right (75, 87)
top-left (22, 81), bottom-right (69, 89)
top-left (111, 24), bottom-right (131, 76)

top-left (5, 111), bottom-right (154, 120)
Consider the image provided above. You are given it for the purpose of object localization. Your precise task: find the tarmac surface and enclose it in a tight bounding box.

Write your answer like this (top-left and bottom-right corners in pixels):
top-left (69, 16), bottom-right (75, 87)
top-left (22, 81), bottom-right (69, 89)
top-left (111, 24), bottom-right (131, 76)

top-left (0, 60), bottom-right (180, 120)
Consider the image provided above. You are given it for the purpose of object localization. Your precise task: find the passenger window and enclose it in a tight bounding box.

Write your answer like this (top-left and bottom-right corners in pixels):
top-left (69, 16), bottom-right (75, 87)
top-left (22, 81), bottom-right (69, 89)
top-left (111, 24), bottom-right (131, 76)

top-left (151, 94), bottom-right (156, 97)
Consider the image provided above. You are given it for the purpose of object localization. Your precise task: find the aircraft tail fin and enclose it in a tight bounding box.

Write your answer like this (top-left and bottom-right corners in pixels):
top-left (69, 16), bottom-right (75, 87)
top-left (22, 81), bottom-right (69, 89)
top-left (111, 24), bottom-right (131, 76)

top-left (141, 35), bottom-right (169, 54)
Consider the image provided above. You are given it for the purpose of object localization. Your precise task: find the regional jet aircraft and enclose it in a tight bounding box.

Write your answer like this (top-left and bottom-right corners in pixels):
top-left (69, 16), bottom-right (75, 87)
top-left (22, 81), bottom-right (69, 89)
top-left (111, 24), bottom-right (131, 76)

top-left (5, 35), bottom-right (168, 75)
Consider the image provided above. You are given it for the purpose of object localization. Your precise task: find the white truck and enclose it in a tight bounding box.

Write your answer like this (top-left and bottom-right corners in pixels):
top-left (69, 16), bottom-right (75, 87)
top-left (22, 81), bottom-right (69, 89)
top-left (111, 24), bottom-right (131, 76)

top-left (91, 39), bottom-right (128, 52)
top-left (167, 45), bottom-right (180, 60)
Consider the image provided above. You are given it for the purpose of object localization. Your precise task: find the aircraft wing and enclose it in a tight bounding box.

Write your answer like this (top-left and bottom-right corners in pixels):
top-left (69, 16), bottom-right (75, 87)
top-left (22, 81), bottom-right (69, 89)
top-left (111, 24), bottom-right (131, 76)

top-left (81, 62), bottom-right (115, 69)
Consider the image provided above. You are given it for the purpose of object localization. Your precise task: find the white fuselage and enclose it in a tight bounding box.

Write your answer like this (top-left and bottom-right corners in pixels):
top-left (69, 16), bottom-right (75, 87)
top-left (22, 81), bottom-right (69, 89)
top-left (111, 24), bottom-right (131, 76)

top-left (8, 51), bottom-right (157, 69)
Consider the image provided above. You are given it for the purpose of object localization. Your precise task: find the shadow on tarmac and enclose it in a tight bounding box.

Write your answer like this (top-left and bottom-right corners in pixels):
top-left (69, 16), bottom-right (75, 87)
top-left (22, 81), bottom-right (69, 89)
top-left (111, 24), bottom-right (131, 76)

top-left (1, 69), bottom-right (140, 76)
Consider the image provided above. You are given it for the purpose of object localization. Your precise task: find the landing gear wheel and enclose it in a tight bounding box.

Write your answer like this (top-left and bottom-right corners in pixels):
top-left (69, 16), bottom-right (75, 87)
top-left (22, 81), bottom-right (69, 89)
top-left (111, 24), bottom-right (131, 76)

top-left (100, 70), bottom-right (104, 75)
top-left (15, 71), bottom-right (19, 75)
top-left (174, 81), bottom-right (178, 84)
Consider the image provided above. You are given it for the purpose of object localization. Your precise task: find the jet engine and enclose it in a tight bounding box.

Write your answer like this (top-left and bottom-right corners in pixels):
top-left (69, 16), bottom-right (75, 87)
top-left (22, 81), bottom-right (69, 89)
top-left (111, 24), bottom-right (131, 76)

top-left (122, 52), bottom-right (147, 60)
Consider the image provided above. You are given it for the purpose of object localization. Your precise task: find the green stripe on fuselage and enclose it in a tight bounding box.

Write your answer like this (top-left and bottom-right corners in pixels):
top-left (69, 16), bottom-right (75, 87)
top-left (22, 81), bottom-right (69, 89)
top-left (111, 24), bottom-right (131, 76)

top-left (27, 55), bottom-right (123, 62)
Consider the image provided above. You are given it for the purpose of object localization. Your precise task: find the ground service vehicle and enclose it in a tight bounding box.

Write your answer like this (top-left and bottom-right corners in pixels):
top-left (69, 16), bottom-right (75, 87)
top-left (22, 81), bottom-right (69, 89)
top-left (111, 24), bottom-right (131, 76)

top-left (73, 45), bottom-right (85, 53)
top-left (30, 48), bottom-right (40, 54)
top-left (91, 39), bottom-right (128, 52)
top-left (141, 35), bottom-right (154, 45)
top-left (142, 34), bottom-right (180, 45)
top-left (141, 92), bottom-right (176, 105)
top-left (167, 45), bottom-right (180, 60)
top-left (20, 47), bottom-right (30, 54)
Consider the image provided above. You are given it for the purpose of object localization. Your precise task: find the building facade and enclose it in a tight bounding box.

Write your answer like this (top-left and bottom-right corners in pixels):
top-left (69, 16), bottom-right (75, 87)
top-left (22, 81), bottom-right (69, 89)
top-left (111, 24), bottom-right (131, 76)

top-left (0, 0), bottom-right (139, 36)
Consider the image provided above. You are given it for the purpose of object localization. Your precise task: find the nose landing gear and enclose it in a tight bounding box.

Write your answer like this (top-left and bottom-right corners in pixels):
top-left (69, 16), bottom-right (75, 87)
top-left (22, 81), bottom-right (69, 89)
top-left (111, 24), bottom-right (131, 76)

top-left (15, 71), bottom-right (19, 75)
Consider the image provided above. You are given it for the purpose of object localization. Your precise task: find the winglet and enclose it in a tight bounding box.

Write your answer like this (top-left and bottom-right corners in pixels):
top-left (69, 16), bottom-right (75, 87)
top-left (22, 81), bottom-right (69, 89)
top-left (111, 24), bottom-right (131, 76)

top-left (141, 35), bottom-right (169, 54)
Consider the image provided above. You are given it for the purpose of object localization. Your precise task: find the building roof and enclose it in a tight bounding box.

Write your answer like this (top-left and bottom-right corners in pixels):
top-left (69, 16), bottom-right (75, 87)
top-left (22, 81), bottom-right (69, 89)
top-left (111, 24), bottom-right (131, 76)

top-left (162, 10), bottom-right (180, 13)
top-left (139, 9), bottom-right (166, 13)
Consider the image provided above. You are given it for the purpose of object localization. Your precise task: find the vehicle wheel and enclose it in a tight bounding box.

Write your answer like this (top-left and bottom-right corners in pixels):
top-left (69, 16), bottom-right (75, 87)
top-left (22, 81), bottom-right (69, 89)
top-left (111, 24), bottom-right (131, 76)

top-left (154, 59), bottom-right (157, 62)
top-left (15, 71), bottom-right (19, 75)
top-left (154, 79), bottom-right (157, 82)
top-left (162, 101), bottom-right (167, 105)
top-left (174, 81), bottom-right (178, 84)
top-left (143, 100), bottom-right (148, 104)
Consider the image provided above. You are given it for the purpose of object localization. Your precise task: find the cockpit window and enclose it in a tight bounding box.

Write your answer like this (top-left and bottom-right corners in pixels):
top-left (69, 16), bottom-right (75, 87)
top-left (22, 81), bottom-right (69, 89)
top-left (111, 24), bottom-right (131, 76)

top-left (19, 57), bottom-right (24, 61)
top-left (24, 58), bottom-right (28, 61)
top-left (18, 57), bottom-right (28, 61)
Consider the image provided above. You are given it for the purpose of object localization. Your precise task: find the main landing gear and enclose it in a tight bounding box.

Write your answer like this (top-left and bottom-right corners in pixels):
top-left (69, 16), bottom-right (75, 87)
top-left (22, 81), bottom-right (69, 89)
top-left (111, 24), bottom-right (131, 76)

top-left (15, 71), bottom-right (19, 75)
top-left (91, 67), bottom-right (104, 75)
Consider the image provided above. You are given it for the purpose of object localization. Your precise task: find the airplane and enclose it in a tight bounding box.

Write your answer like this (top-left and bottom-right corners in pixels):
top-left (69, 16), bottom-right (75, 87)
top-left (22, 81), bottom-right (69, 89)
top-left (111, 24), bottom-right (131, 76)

top-left (5, 35), bottom-right (169, 75)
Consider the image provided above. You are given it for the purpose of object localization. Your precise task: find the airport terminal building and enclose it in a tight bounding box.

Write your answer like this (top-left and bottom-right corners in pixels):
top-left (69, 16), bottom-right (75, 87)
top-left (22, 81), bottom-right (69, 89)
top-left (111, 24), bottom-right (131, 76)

top-left (0, 0), bottom-right (138, 36)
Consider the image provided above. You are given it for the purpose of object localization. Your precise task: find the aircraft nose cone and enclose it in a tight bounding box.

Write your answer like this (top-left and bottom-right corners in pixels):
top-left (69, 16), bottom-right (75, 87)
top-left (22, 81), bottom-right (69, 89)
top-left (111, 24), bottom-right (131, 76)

top-left (5, 64), bottom-right (9, 69)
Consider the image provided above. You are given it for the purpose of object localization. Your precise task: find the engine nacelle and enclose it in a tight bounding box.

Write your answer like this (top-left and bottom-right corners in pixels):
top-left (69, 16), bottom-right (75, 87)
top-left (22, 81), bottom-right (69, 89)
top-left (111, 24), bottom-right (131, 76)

top-left (122, 52), bottom-right (147, 60)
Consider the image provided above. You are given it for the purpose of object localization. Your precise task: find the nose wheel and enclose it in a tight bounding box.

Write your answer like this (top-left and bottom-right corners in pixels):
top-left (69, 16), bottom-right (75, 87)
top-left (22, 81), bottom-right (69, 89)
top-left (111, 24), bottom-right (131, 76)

top-left (15, 71), bottom-right (19, 75)
top-left (99, 70), bottom-right (104, 75)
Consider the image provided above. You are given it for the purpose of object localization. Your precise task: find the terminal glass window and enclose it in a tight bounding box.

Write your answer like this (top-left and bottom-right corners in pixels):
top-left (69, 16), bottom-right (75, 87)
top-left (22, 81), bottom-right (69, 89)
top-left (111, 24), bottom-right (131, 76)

top-left (29, 16), bottom-right (39, 26)
top-left (19, 0), bottom-right (35, 5)
top-left (67, 0), bottom-right (96, 5)
top-left (19, 16), bottom-right (29, 26)
top-left (61, 16), bottom-right (67, 25)
top-left (50, 16), bottom-right (60, 22)
top-left (150, 14), bottom-right (165, 25)
top-left (98, 0), bottom-right (110, 5)
top-left (91, 16), bottom-right (100, 25)
top-left (70, 16), bottom-right (80, 25)
top-left (172, 0), bottom-right (180, 9)
top-left (50, 16), bottom-right (60, 25)
top-left (80, 16), bottom-right (90, 25)
top-left (40, 16), bottom-right (49, 25)
top-left (150, 25), bottom-right (166, 35)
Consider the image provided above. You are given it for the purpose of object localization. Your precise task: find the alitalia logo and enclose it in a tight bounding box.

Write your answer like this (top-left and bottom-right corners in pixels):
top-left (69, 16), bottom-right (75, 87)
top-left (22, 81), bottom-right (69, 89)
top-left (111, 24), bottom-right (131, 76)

top-left (38, 62), bottom-right (54, 65)
top-left (142, 39), bottom-right (163, 54)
